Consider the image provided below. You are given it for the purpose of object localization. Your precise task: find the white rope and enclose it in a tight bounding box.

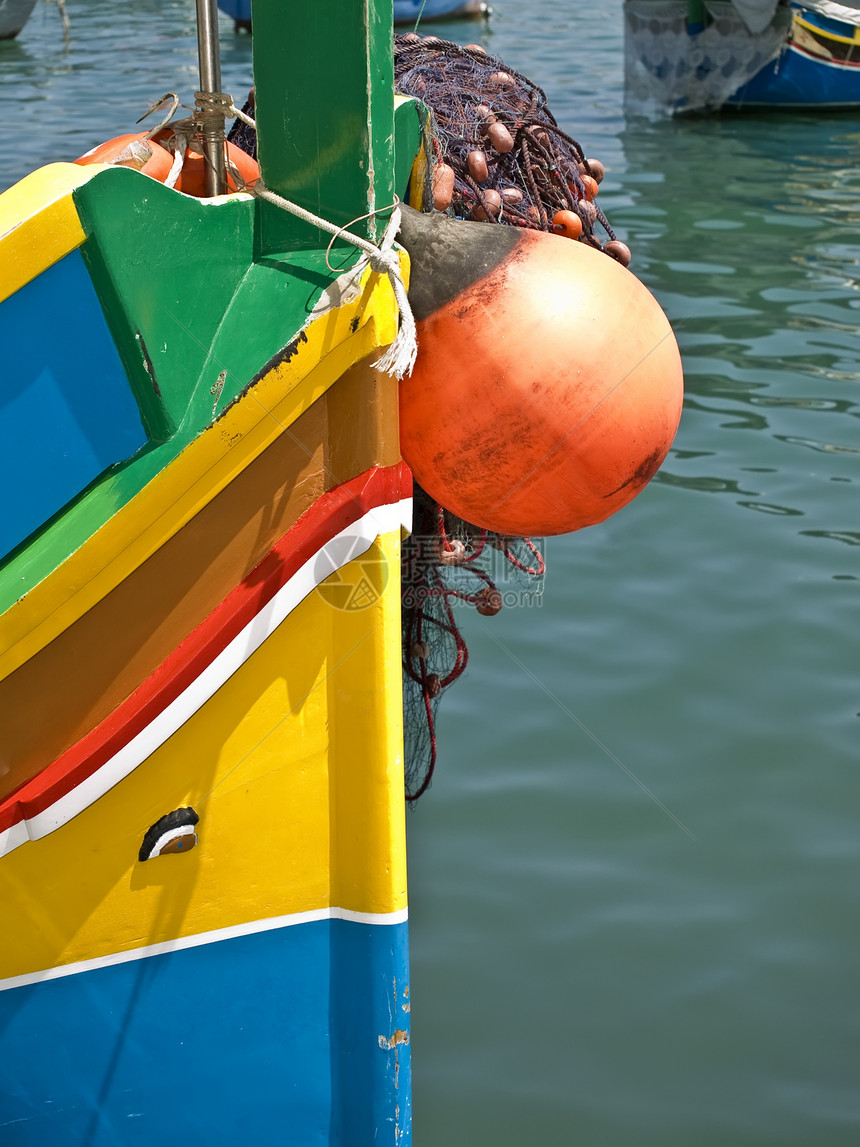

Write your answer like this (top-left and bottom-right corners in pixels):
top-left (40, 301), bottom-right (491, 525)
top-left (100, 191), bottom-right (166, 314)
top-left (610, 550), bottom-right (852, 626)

top-left (226, 103), bottom-right (417, 379)
top-left (164, 131), bottom-right (187, 189)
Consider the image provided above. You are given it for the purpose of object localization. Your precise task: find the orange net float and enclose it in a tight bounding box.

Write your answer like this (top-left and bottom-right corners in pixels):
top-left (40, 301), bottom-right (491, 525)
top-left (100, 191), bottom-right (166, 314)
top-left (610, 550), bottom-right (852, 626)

top-left (74, 132), bottom-right (260, 196)
top-left (396, 208), bottom-right (684, 538)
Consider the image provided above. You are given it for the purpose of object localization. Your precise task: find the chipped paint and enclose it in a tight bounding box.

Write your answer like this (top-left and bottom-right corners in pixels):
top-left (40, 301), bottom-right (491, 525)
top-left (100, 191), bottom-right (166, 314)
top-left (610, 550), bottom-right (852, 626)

top-left (378, 1028), bottom-right (409, 1051)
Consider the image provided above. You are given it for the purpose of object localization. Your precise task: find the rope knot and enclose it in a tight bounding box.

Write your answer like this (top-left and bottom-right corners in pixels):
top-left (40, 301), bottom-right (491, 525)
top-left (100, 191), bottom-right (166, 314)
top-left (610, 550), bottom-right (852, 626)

top-left (253, 181), bottom-right (418, 379)
top-left (368, 247), bottom-right (401, 278)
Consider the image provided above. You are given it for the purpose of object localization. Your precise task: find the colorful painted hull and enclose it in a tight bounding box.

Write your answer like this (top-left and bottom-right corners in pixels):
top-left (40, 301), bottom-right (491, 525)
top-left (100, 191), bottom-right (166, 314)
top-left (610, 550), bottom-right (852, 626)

top-left (728, 5), bottom-right (860, 106)
top-left (0, 2), bottom-right (426, 1135)
top-left (625, 1), bottom-right (860, 112)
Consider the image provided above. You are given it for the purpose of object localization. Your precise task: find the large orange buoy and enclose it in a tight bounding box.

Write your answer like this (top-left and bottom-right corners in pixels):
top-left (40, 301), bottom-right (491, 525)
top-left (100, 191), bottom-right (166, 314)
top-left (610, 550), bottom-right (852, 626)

top-left (396, 207), bottom-right (683, 537)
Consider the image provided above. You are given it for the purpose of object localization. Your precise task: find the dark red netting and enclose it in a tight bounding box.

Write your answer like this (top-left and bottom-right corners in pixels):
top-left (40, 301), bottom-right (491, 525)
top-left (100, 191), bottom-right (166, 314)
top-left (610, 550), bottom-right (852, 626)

top-left (228, 37), bottom-right (621, 800)
top-left (402, 488), bottom-right (544, 801)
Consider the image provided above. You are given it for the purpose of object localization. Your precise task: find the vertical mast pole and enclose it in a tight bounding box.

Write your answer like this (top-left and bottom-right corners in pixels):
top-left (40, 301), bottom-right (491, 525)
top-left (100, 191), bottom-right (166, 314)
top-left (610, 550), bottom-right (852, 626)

top-left (196, 0), bottom-right (227, 197)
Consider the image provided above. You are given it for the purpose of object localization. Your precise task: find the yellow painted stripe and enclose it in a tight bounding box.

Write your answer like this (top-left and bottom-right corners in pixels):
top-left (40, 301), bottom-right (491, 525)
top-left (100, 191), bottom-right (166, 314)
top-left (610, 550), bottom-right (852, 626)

top-left (0, 162), bottom-right (107, 305)
top-left (0, 529), bottom-right (406, 977)
top-left (794, 13), bottom-right (860, 47)
top-left (0, 255), bottom-right (409, 678)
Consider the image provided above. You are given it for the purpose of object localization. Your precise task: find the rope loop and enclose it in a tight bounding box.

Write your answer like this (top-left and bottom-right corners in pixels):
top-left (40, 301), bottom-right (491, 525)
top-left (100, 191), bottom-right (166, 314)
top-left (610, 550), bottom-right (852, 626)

top-left (253, 184), bottom-right (418, 379)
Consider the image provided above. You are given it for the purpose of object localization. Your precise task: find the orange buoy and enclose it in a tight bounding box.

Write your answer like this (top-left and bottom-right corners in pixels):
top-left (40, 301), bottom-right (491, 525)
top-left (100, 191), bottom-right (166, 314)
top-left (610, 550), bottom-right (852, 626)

top-left (432, 163), bottom-right (455, 210)
top-left (74, 132), bottom-right (260, 197)
top-left (580, 173), bottom-right (600, 201)
top-left (551, 209), bottom-right (583, 240)
top-left (471, 188), bottom-right (501, 221)
top-left (160, 135), bottom-right (260, 196)
top-left (74, 133), bottom-right (174, 182)
top-left (396, 207), bottom-right (683, 537)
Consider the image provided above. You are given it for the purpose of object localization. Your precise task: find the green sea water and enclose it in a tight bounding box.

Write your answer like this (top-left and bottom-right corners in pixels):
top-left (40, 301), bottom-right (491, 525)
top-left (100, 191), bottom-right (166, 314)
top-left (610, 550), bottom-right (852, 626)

top-left (2, 3), bottom-right (858, 1144)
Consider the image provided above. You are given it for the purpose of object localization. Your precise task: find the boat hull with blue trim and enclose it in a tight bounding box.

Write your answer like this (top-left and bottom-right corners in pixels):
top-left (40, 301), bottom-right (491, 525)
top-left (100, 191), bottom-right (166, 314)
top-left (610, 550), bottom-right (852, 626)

top-left (624, 0), bottom-right (860, 112)
top-left (0, 0), bottom-right (425, 1140)
top-left (393, 0), bottom-right (490, 25)
top-left (728, 3), bottom-right (860, 106)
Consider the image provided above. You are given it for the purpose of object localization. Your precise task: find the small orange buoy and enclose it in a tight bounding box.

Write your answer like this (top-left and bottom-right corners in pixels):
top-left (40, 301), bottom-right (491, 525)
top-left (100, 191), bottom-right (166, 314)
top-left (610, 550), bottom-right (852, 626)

top-left (471, 189), bottom-right (502, 221)
top-left (489, 71), bottom-right (515, 90)
top-left (438, 539), bottom-right (466, 564)
top-left (577, 200), bottom-right (598, 227)
top-left (583, 157), bottom-right (605, 184)
top-left (501, 187), bottom-right (523, 204)
top-left (603, 240), bottom-right (632, 267)
top-left (580, 174), bottom-right (600, 201)
top-left (475, 588), bottom-right (503, 616)
top-left (484, 121), bottom-right (514, 154)
top-left (432, 163), bottom-right (455, 211)
top-left (396, 209), bottom-right (683, 537)
top-left (551, 209), bottom-right (583, 240)
top-left (467, 149), bottom-right (489, 183)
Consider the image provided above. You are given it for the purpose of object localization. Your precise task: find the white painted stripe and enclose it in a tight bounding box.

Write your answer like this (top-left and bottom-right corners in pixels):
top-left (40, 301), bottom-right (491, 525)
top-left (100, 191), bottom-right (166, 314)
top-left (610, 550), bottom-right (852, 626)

top-left (0, 496), bottom-right (412, 860)
top-left (0, 905), bottom-right (409, 993)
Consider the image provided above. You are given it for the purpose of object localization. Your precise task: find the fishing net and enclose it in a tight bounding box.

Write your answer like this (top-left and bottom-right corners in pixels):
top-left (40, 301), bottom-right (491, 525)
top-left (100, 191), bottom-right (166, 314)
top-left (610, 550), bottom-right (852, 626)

top-left (402, 489), bottom-right (545, 800)
top-left (227, 37), bottom-right (622, 799)
top-left (394, 33), bottom-right (623, 254)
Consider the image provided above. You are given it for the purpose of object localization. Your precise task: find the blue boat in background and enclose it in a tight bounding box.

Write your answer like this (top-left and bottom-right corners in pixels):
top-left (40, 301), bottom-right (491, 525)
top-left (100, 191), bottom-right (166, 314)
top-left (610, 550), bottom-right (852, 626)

top-left (729, 2), bottom-right (860, 105)
top-left (218, 0), bottom-right (490, 30)
top-left (393, 0), bottom-right (490, 24)
top-left (625, 0), bottom-right (860, 112)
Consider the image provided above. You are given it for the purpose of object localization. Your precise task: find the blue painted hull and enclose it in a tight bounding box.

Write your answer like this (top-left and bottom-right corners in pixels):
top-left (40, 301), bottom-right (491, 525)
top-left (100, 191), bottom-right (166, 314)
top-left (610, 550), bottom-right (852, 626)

top-left (219, 0), bottom-right (487, 28)
top-left (0, 917), bottom-right (411, 1145)
top-left (217, 0), bottom-right (251, 22)
top-left (393, 0), bottom-right (486, 22)
top-left (728, 6), bottom-right (860, 107)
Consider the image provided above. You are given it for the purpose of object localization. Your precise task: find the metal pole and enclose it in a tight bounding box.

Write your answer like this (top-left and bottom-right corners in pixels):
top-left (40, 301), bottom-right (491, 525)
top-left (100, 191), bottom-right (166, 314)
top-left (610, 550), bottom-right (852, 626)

top-left (196, 0), bottom-right (227, 196)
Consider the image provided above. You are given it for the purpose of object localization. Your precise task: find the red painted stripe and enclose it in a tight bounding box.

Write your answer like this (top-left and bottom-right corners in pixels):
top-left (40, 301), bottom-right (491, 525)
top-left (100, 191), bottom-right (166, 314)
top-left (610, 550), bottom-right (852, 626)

top-left (0, 462), bottom-right (411, 833)
top-left (789, 42), bottom-right (860, 70)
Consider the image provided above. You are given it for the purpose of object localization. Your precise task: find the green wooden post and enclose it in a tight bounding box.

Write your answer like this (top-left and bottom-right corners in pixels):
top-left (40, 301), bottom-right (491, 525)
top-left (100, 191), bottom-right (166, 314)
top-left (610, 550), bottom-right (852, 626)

top-left (686, 0), bottom-right (712, 34)
top-left (250, 0), bottom-right (395, 254)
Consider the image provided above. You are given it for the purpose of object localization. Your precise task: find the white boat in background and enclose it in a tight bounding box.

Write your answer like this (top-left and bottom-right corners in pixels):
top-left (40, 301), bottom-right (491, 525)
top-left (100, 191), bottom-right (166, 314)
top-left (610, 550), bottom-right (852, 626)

top-left (0, 0), bottom-right (37, 39)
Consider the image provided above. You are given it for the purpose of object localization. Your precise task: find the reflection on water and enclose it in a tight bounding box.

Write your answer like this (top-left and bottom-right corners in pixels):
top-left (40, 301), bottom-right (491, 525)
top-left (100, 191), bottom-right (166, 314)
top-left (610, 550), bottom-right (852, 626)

top-left (407, 6), bottom-right (860, 1146)
top-left (608, 107), bottom-right (860, 541)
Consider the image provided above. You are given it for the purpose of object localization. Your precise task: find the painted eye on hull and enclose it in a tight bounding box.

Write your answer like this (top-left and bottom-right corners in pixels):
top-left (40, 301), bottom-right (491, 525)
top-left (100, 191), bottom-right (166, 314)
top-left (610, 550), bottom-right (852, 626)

top-left (139, 807), bottom-right (200, 862)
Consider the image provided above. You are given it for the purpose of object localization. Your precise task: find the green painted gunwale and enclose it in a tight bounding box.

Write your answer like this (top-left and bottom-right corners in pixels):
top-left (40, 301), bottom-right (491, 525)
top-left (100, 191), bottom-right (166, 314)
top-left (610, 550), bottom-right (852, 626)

top-left (0, 71), bottom-right (423, 615)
